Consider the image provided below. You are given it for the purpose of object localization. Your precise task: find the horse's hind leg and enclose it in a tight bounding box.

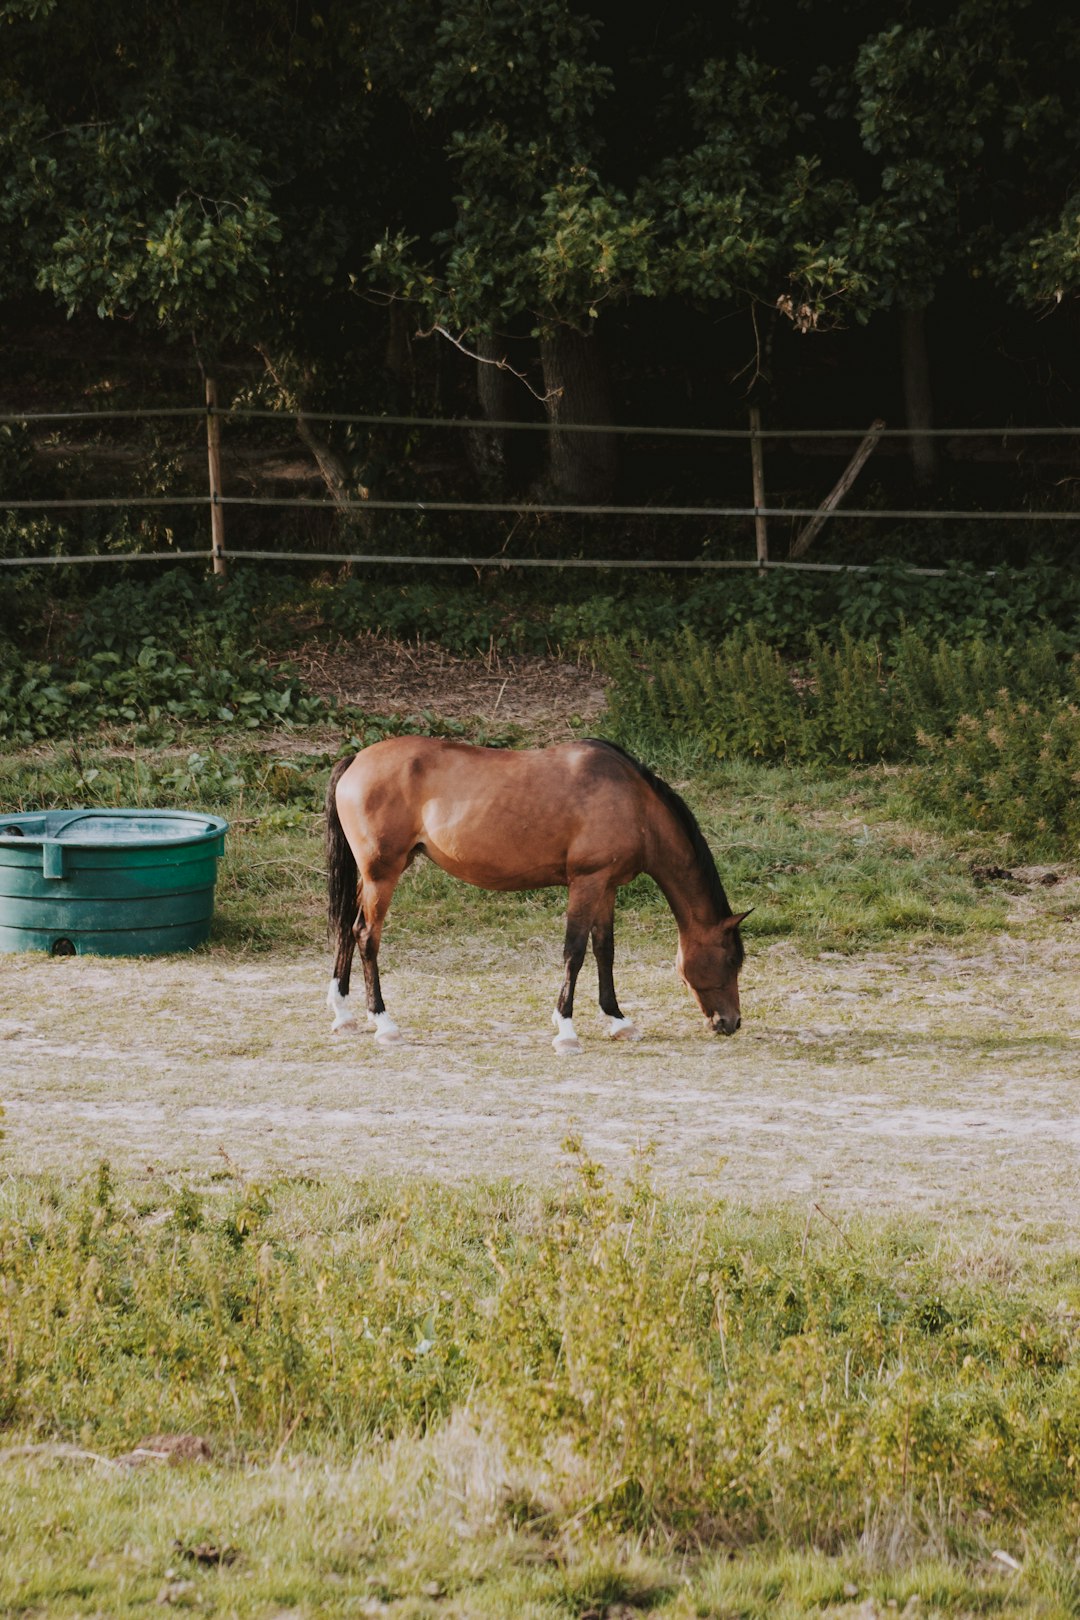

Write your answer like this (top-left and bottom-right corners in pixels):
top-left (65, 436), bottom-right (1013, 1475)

top-left (356, 870), bottom-right (404, 1045)
top-left (328, 887), bottom-right (361, 1032)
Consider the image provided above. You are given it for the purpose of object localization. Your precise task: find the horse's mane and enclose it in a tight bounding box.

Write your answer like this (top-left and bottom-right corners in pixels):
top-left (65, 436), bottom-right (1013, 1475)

top-left (584, 739), bottom-right (735, 925)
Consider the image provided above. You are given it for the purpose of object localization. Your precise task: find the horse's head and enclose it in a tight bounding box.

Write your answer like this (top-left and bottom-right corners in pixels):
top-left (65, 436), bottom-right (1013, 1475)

top-left (676, 911), bottom-right (752, 1036)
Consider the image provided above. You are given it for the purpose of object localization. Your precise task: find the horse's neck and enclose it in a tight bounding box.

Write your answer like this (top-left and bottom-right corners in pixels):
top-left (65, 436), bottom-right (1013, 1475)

top-left (647, 810), bottom-right (728, 940)
top-left (655, 876), bottom-right (721, 944)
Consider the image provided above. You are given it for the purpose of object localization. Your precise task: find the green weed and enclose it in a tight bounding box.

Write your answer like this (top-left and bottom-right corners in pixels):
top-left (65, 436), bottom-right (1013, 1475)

top-left (604, 626), bottom-right (1080, 857)
top-left (604, 625), bottom-right (1078, 764)
top-left (0, 639), bottom-right (326, 740)
top-left (4, 1164), bottom-right (1080, 1560)
top-left (914, 698), bottom-right (1080, 857)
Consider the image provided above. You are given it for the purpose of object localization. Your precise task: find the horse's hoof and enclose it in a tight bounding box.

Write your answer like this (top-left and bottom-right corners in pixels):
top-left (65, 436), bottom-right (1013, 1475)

top-left (331, 1018), bottom-right (359, 1035)
top-left (374, 1028), bottom-right (404, 1047)
top-left (607, 1019), bottom-right (641, 1041)
top-left (552, 1033), bottom-right (583, 1055)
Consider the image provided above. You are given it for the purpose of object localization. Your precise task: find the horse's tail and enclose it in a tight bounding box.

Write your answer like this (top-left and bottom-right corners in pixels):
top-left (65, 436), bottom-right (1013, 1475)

top-left (325, 755), bottom-right (359, 948)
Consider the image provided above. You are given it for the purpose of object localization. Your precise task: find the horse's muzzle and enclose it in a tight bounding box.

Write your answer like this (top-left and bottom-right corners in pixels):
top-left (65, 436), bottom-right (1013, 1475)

top-left (709, 1013), bottom-right (741, 1036)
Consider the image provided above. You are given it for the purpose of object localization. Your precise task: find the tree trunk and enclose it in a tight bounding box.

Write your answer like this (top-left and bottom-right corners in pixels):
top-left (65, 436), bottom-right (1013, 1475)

top-left (256, 345), bottom-right (371, 544)
top-left (901, 305), bottom-right (936, 488)
top-left (467, 332), bottom-right (523, 491)
top-left (538, 325), bottom-right (617, 504)
top-left (383, 301), bottom-right (415, 411)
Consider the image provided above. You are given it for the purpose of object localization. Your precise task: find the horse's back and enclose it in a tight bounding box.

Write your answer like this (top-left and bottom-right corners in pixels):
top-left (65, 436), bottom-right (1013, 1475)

top-left (338, 735), bottom-right (638, 796)
top-left (334, 736), bottom-right (650, 891)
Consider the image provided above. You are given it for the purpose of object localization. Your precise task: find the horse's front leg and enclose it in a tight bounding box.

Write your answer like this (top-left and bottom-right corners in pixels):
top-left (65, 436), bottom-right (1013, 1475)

top-left (552, 879), bottom-right (606, 1054)
top-left (590, 892), bottom-right (639, 1041)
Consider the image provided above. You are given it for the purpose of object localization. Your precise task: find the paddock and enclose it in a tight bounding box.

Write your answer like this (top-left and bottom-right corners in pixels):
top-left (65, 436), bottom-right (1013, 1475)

top-left (4, 919), bottom-right (1079, 1240)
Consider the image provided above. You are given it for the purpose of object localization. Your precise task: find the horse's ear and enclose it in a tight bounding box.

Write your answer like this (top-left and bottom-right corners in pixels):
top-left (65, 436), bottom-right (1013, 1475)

top-left (730, 908), bottom-right (754, 927)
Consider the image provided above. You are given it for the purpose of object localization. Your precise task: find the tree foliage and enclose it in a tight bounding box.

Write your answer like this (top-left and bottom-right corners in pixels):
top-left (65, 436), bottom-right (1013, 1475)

top-left (1, 0), bottom-right (1078, 493)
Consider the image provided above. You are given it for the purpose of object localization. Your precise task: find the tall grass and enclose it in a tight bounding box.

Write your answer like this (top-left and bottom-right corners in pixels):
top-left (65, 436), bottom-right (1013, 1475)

top-left (604, 626), bottom-right (1080, 857)
top-left (4, 1161), bottom-right (1080, 1551)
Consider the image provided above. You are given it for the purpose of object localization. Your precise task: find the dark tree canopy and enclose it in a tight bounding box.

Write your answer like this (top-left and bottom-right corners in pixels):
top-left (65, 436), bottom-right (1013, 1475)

top-left (2, 0), bottom-right (1078, 510)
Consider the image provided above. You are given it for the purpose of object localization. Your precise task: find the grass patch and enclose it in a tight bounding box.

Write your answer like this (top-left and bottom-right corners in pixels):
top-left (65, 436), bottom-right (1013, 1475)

top-left (3, 1166), bottom-right (1080, 1614)
top-left (0, 742), bottom-right (1020, 957)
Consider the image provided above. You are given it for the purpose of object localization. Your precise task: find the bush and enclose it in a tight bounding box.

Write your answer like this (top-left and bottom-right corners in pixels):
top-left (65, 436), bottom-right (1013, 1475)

top-left (603, 625), bottom-right (1080, 855)
top-left (914, 698), bottom-right (1080, 855)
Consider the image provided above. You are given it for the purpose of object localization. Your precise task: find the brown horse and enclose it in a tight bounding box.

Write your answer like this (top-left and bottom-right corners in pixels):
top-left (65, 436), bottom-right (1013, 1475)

top-left (325, 737), bottom-right (750, 1052)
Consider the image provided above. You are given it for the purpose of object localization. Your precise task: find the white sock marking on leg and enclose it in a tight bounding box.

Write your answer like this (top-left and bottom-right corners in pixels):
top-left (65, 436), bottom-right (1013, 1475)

top-left (327, 978), bottom-right (358, 1031)
top-left (551, 1009), bottom-right (582, 1052)
top-left (372, 1010), bottom-right (402, 1044)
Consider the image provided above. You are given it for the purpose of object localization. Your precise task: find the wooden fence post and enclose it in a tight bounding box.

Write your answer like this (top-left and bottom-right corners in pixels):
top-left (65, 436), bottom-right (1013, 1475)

top-left (749, 406), bottom-right (768, 563)
top-left (788, 418), bottom-right (886, 560)
top-left (205, 377), bottom-right (227, 579)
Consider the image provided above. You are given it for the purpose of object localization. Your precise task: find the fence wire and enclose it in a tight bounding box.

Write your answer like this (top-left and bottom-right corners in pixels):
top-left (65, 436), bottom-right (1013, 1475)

top-left (4, 405), bottom-right (1080, 437)
top-left (1, 404), bottom-right (1076, 573)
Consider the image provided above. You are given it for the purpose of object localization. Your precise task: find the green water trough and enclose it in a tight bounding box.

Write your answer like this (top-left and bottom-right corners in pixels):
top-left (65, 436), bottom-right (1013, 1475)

top-left (0, 810), bottom-right (228, 956)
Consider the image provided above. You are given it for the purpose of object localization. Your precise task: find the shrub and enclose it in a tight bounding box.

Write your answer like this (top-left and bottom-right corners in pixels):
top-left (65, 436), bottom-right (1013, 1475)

top-left (914, 698), bottom-right (1080, 855)
top-left (603, 626), bottom-right (1080, 854)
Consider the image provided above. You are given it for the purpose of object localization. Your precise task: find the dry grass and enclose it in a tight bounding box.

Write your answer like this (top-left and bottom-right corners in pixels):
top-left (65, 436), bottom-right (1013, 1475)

top-left (275, 630), bottom-right (608, 742)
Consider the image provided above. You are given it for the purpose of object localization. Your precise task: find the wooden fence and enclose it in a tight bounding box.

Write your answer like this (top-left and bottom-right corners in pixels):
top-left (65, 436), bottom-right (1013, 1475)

top-left (1, 397), bottom-right (1077, 581)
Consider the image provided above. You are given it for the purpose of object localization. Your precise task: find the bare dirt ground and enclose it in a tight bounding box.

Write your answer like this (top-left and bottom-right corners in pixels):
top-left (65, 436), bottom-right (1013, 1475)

top-left (4, 923), bottom-right (1079, 1239)
top-left (279, 632), bottom-right (609, 742)
top-left (3, 641), bottom-right (1079, 1238)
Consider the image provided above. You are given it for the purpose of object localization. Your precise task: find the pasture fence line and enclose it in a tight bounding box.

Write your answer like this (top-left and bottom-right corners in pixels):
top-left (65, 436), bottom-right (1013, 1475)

top-left (1, 399), bottom-right (1077, 581)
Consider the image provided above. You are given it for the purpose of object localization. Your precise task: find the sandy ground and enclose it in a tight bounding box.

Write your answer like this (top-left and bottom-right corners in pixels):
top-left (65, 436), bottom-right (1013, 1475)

top-left (3, 643), bottom-right (1078, 1236)
top-left (3, 923), bottom-right (1079, 1239)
